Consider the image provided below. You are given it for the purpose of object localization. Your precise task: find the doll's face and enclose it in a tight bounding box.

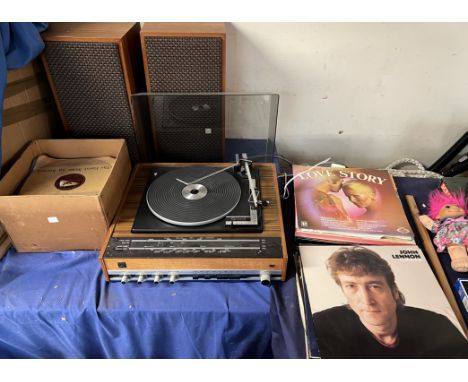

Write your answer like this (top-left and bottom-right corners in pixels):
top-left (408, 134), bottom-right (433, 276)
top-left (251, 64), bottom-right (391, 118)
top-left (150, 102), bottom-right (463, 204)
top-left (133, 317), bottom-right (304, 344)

top-left (436, 204), bottom-right (465, 220)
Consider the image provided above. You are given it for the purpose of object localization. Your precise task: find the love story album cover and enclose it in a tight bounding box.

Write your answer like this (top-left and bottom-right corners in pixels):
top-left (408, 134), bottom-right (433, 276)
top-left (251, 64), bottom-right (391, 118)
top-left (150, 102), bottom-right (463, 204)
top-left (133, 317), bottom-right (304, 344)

top-left (293, 166), bottom-right (414, 244)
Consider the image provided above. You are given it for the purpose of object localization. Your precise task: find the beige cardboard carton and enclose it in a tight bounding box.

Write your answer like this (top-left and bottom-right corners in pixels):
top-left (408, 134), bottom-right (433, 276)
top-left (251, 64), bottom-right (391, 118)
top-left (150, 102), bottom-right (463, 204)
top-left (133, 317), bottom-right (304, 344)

top-left (0, 139), bottom-right (131, 252)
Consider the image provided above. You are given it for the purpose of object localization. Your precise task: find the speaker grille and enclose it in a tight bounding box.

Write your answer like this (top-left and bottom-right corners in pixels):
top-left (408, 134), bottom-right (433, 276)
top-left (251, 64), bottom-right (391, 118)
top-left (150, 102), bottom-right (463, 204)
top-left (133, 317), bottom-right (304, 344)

top-left (156, 130), bottom-right (222, 162)
top-left (144, 37), bottom-right (223, 92)
top-left (152, 95), bottom-right (222, 162)
top-left (44, 41), bottom-right (140, 161)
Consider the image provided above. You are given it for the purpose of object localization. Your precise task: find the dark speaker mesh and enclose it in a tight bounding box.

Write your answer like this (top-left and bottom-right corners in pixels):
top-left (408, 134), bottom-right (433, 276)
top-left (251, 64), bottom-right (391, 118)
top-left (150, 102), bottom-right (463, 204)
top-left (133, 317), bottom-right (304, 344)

top-left (44, 41), bottom-right (140, 162)
top-left (156, 129), bottom-right (222, 162)
top-left (144, 37), bottom-right (223, 92)
top-left (144, 36), bottom-right (224, 161)
top-left (152, 95), bottom-right (222, 162)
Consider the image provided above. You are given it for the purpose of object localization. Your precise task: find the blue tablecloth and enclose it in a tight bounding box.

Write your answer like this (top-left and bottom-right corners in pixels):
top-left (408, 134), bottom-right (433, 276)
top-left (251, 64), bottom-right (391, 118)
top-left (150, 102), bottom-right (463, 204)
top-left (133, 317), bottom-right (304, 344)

top-left (0, 187), bottom-right (306, 359)
top-left (0, 249), bottom-right (278, 358)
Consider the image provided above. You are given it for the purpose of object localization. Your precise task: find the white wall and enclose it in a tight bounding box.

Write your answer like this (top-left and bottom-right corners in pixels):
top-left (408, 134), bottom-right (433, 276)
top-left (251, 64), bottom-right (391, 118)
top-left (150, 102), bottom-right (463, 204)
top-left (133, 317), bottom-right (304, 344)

top-left (226, 23), bottom-right (467, 168)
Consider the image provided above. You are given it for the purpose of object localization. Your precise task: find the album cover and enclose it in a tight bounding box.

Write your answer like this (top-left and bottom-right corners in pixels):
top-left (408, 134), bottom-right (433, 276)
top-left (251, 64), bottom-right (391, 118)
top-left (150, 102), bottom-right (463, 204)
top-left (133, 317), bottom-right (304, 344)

top-left (19, 155), bottom-right (116, 196)
top-left (298, 245), bottom-right (468, 358)
top-left (293, 166), bottom-right (414, 244)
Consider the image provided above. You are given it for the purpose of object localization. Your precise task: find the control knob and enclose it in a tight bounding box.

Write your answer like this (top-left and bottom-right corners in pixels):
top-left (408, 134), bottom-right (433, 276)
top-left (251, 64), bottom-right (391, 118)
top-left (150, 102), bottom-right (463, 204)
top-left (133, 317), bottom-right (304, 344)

top-left (121, 274), bottom-right (130, 284)
top-left (169, 273), bottom-right (178, 284)
top-left (137, 274), bottom-right (145, 284)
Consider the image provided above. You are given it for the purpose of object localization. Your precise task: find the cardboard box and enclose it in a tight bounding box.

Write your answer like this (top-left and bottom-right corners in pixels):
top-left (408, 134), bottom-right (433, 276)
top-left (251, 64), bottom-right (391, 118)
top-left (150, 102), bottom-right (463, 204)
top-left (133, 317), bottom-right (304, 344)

top-left (0, 139), bottom-right (131, 252)
top-left (1, 60), bottom-right (56, 256)
top-left (2, 59), bottom-right (57, 173)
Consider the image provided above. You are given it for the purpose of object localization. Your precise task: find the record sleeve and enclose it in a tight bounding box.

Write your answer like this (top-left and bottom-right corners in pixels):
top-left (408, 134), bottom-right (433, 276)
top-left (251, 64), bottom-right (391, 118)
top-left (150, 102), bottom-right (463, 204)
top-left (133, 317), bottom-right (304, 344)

top-left (298, 245), bottom-right (468, 358)
top-left (293, 166), bottom-right (414, 244)
top-left (19, 155), bottom-right (116, 196)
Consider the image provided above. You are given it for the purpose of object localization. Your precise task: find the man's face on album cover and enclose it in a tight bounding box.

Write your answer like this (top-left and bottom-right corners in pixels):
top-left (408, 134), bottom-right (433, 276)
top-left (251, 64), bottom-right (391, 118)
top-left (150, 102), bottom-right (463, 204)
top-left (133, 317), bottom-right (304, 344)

top-left (337, 272), bottom-right (397, 328)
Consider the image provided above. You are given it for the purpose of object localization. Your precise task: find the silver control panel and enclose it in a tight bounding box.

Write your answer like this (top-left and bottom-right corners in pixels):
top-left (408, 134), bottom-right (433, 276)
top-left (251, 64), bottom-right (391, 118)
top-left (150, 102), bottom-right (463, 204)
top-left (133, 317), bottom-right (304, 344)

top-left (108, 269), bottom-right (278, 285)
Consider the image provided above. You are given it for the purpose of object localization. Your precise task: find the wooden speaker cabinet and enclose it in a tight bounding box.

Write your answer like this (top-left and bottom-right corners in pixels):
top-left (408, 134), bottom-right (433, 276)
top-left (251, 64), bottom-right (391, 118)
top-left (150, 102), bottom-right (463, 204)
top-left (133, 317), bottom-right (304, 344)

top-left (41, 22), bottom-right (148, 163)
top-left (140, 23), bottom-right (226, 162)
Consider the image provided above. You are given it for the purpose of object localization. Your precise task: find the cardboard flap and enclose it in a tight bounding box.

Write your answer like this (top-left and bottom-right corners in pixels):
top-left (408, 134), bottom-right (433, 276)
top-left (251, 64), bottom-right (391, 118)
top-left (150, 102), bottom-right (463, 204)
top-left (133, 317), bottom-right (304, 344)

top-left (0, 142), bottom-right (39, 195)
top-left (35, 139), bottom-right (126, 159)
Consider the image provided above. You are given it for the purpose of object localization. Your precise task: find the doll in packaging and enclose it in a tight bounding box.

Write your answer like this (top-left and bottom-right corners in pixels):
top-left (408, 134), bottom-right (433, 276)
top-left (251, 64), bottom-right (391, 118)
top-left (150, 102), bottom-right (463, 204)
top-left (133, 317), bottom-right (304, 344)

top-left (419, 190), bottom-right (468, 272)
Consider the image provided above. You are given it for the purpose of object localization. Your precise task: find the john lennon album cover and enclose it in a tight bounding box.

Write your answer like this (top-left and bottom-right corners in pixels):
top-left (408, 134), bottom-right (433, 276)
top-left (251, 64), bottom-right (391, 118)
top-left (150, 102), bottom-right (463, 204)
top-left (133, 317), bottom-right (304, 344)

top-left (299, 245), bottom-right (467, 358)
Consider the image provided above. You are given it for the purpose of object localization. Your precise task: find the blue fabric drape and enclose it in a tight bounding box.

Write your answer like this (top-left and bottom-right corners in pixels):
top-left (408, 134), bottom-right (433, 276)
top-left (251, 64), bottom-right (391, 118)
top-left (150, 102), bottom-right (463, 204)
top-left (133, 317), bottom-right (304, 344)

top-left (0, 249), bottom-right (274, 358)
top-left (0, 22), bottom-right (47, 171)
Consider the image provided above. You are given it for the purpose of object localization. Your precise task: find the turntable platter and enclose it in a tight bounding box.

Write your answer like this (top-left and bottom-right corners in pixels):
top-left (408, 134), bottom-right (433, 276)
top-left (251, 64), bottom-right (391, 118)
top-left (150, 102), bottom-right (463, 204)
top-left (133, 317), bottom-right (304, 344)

top-left (146, 167), bottom-right (242, 226)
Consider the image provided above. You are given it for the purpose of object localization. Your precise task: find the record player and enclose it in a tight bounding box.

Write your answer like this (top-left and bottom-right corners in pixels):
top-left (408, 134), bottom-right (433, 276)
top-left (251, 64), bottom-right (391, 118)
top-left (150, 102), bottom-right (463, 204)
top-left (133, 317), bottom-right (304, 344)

top-left (99, 156), bottom-right (288, 284)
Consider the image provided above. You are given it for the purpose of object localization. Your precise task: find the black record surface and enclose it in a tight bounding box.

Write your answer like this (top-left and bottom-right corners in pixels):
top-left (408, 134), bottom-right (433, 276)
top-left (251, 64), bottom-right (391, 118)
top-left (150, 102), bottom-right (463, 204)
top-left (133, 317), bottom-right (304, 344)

top-left (146, 167), bottom-right (241, 226)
